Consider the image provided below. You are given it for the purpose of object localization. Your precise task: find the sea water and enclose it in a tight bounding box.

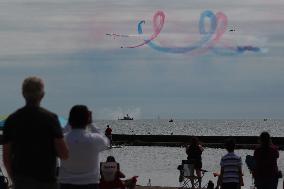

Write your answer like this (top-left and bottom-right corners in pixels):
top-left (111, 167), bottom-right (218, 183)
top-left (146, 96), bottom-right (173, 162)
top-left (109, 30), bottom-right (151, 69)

top-left (95, 119), bottom-right (284, 136)
top-left (91, 119), bottom-right (284, 188)
top-left (0, 146), bottom-right (283, 189)
top-left (101, 146), bottom-right (284, 189)
top-left (1, 119), bottom-right (284, 189)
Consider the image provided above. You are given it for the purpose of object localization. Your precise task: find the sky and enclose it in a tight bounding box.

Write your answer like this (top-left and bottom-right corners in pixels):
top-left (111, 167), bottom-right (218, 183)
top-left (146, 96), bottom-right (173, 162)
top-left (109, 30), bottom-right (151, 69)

top-left (0, 0), bottom-right (284, 119)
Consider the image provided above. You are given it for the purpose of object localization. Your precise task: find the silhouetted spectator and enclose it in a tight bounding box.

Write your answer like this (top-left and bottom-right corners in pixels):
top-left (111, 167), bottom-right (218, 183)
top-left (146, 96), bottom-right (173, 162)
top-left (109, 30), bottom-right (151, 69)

top-left (59, 105), bottom-right (109, 189)
top-left (3, 76), bottom-right (69, 189)
top-left (254, 132), bottom-right (280, 189)
top-left (186, 136), bottom-right (204, 188)
top-left (105, 125), bottom-right (113, 147)
top-left (219, 138), bottom-right (243, 189)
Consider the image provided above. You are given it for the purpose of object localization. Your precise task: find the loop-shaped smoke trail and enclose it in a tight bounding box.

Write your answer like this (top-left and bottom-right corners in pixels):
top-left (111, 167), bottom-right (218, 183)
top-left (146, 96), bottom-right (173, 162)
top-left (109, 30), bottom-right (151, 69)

top-left (135, 10), bottom-right (218, 54)
top-left (125, 11), bottom-right (165, 48)
top-left (118, 10), bottom-right (262, 55)
top-left (191, 11), bottom-right (227, 55)
top-left (199, 10), bottom-right (217, 35)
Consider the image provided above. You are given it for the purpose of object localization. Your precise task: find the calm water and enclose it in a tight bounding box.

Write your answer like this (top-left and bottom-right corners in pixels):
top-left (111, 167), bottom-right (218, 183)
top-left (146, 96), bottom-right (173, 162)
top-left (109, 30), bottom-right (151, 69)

top-left (94, 119), bottom-right (284, 136)
top-left (100, 146), bottom-right (284, 189)
top-left (1, 119), bottom-right (284, 188)
top-left (0, 146), bottom-right (283, 189)
top-left (82, 119), bottom-right (284, 188)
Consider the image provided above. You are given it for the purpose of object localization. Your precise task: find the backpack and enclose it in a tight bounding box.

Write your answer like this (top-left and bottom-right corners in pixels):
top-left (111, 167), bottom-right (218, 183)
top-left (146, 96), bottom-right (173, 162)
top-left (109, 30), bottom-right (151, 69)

top-left (245, 155), bottom-right (256, 171)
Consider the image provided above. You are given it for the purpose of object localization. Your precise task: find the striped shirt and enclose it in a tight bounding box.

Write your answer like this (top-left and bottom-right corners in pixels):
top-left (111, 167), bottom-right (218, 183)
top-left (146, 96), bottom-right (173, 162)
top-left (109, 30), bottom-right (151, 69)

top-left (220, 152), bottom-right (242, 183)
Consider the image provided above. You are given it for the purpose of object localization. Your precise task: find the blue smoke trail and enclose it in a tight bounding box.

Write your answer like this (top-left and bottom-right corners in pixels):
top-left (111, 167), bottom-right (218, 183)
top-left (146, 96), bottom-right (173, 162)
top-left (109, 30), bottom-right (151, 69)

top-left (137, 10), bottom-right (217, 54)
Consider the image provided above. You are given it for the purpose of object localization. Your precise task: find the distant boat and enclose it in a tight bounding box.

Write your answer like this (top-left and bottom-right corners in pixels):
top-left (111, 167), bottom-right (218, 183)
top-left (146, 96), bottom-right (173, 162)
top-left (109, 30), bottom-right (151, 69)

top-left (118, 114), bottom-right (133, 120)
top-left (169, 119), bottom-right (173, 122)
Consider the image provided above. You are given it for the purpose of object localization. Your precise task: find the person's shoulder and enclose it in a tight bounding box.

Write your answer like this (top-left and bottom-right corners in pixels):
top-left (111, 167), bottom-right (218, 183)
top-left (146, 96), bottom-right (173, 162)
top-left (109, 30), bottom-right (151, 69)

top-left (222, 152), bottom-right (239, 159)
top-left (38, 107), bottom-right (57, 116)
top-left (235, 153), bottom-right (242, 160)
top-left (38, 107), bottom-right (60, 122)
top-left (5, 107), bottom-right (25, 121)
top-left (270, 144), bottom-right (279, 152)
top-left (12, 106), bottom-right (27, 115)
top-left (88, 133), bottom-right (109, 146)
top-left (37, 107), bottom-right (62, 128)
top-left (187, 144), bottom-right (193, 149)
top-left (231, 152), bottom-right (241, 158)
top-left (89, 132), bottom-right (105, 139)
top-left (220, 153), bottom-right (227, 161)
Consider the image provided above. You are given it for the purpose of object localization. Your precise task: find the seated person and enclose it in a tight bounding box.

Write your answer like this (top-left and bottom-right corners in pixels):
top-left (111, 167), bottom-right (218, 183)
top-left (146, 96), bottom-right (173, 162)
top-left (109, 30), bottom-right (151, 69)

top-left (100, 156), bottom-right (138, 189)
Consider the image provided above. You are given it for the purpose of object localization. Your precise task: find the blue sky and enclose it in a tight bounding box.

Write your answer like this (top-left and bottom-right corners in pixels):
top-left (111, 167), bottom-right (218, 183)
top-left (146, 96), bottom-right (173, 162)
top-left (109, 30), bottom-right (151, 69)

top-left (0, 0), bottom-right (284, 119)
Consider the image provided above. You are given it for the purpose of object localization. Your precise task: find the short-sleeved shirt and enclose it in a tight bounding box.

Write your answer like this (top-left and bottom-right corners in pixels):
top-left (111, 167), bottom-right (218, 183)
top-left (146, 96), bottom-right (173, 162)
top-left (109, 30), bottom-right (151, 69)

top-left (59, 129), bottom-right (109, 185)
top-left (186, 145), bottom-right (203, 169)
top-left (220, 152), bottom-right (242, 184)
top-left (254, 144), bottom-right (279, 179)
top-left (186, 145), bottom-right (202, 161)
top-left (3, 106), bottom-right (63, 181)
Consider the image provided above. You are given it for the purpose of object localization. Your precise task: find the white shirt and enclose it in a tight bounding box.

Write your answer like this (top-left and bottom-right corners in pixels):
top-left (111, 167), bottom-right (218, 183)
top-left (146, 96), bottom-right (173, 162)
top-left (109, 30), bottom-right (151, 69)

top-left (59, 129), bottom-right (109, 184)
top-left (64, 123), bottom-right (102, 134)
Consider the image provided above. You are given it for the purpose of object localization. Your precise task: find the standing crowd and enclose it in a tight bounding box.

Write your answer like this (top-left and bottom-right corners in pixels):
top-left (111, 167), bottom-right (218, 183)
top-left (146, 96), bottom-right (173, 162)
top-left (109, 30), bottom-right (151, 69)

top-left (1, 76), bottom-right (283, 189)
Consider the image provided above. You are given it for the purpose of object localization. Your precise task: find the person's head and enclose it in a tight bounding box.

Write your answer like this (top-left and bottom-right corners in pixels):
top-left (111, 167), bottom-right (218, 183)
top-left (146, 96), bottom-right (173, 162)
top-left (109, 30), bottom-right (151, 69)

top-left (106, 156), bottom-right (116, 162)
top-left (259, 131), bottom-right (271, 147)
top-left (68, 105), bottom-right (90, 129)
top-left (22, 76), bottom-right (45, 105)
top-left (225, 138), bottom-right (235, 152)
top-left (190, 136), bottom-right (199, 146)
top-left (107, 125), bottom-right (109, 128)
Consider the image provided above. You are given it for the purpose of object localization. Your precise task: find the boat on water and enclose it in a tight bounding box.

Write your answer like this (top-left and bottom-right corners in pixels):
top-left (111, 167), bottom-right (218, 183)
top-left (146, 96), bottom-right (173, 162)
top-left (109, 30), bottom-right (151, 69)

top-left (118, 114), bottom-right (133, 120)
top-left (169, 119), bottom-right (174, 122)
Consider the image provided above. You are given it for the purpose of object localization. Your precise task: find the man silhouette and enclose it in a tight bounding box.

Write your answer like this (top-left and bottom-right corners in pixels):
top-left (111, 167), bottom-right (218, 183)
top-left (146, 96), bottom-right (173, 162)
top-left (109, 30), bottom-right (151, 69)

top-left (2, 76), bottom-right (69, 189)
